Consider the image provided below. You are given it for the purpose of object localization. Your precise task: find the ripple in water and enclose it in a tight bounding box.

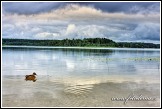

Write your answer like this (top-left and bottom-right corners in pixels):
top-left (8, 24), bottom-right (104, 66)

top-left (64, 84), bottom-right (93, 95)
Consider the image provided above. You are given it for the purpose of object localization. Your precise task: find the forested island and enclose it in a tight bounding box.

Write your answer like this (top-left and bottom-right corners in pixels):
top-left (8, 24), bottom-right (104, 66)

top-left (2, 38), bottom-right (160, 48)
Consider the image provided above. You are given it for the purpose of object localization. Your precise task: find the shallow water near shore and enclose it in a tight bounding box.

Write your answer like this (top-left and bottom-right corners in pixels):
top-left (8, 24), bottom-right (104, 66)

top-left (2, 75), bottom-right (160, 107)
top-left (2, 47), bottom-right (160, 107)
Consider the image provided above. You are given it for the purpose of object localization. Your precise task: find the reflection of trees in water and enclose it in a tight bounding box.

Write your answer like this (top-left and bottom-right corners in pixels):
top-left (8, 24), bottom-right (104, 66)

top-left (3, 47), bottom-right (114, 55)
top-left (60, 48), bottom-right (114, 56)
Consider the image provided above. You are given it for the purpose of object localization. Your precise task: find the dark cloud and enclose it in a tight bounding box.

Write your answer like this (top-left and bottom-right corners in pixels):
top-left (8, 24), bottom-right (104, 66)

top-left (2, 2), bottom-right (160, 14)
top-left (133, 23), bottom-right (160, 41)
top-left (86, 2), bottom-right (160, 14)
top-left (2, 2), bottom-right (66, 14)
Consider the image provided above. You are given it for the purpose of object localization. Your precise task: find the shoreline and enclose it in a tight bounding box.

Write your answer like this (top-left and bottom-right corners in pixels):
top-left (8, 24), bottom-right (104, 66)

top-left (2, 45), bottom-right (160, 51)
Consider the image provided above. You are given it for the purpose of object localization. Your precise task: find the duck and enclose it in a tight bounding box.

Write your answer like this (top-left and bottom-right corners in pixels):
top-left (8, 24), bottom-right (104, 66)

top-left (25, 72), bottom-right (37, 82)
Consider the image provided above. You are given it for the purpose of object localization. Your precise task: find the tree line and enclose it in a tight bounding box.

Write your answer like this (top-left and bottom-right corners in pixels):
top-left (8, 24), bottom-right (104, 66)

top-left (2, 38), bottom-right (160, 48)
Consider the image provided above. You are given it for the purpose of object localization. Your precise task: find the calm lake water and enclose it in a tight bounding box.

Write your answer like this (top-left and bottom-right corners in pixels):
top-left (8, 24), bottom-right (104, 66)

top-left (2, 46), bottom-right (160, 107)
top-left (2, 46), bottom-right (160, 78)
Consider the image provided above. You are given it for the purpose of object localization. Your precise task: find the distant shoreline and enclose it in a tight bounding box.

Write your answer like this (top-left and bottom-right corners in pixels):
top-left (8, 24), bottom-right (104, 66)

top-left (2, 38), bottom-right (160, 49)
top-left (2, 45), bottom-right (160, 51)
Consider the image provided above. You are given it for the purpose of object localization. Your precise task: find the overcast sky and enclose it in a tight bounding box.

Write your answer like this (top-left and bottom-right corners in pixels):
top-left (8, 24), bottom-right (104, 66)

top-left (2, 2), bottom-right (160, 43)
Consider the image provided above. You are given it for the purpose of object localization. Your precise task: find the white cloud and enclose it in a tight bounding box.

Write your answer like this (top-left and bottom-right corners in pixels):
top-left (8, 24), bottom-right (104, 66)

top-left (34, 32), bottom-right (60, 39)
top-left (65, 24), bottom-right (76, 35)
top-left (31, 27), bottom-right (42, 33)
top-left (35, 32), bottom-right (52, 38)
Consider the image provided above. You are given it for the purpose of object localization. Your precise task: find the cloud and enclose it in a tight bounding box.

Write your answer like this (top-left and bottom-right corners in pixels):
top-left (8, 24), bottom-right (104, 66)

top-left (2, 2), bottom-right (160, 14)
top-left (35, 32), bottom-right (55, 39)
top-left (80, 2), bottom-right (160, 14)
top-left (2, 2), bottom-right (65, 14)
top-left (129, 3), bottom-right (160, 14)
top-left (133, 23), bottom-right (160, 41)
top-left (2, 3), bottom-right (160, 43)
top-left (3, 4), bottom-right (159, 24)
top-left (65, 24), bottom-right (76, 35)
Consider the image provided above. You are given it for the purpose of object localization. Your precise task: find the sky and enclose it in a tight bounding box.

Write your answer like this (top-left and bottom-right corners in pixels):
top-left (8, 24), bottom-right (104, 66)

top-left (2, 2), bottom-right (160, 43)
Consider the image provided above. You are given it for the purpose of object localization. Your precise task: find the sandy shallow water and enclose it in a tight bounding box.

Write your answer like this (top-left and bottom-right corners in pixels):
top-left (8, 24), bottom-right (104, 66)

top-left (2, 75), bottom-right (160, 107)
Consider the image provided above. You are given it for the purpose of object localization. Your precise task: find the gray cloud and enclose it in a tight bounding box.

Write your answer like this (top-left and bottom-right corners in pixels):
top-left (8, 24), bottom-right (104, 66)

top-left (76, 2), bottom-right (160, 14)
top-left (133, 23), bottom-right (160, 41)
top-left (2, 2), bottom-right (66, 14)
top-left (2, 2), bottom-right (160, 14)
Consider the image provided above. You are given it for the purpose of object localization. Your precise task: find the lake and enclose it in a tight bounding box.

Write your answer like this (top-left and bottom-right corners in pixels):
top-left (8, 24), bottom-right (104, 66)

top-left (2, 46), bottom-right (160, 107)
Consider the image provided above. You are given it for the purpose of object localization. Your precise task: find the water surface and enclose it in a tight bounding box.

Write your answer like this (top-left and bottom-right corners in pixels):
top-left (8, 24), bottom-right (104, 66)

top-left (2, 47), bottom-right (160, 107)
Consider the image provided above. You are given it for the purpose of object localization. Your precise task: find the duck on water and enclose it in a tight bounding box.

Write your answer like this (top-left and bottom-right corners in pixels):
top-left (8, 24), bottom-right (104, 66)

top-left (25, 72), bottom-right (37, 82)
